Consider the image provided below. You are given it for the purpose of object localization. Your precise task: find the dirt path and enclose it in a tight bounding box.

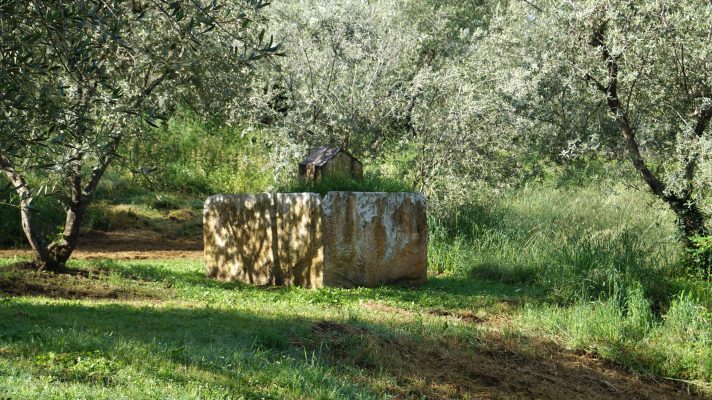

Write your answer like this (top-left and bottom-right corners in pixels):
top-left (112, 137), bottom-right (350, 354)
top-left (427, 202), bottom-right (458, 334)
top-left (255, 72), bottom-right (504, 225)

top-left (0, 230), bottom-right (203, 260)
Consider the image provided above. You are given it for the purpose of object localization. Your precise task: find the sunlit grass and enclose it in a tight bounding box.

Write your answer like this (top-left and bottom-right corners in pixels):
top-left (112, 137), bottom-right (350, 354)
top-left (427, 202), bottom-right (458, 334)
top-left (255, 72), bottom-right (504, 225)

top-left (0, 258), bottom-right (518, 399)
top-left (1, 183), bottom-right (710, 397)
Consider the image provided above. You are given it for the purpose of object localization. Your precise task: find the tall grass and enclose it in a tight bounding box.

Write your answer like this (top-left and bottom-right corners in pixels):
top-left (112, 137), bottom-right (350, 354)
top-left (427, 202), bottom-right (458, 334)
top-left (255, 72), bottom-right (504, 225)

top-left (125, 111), bottom-right (274, 196)
top-left (428, 182), bottom-right (712, 385)
top-left (521, 289), bottom-right (712, 384)
top-left (428, 184), bottom-right (692, 304)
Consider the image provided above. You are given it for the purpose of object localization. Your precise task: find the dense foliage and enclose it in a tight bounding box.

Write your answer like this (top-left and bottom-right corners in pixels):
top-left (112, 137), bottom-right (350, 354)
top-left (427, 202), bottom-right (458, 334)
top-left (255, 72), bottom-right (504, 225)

top-left (238, 0), bottom-right (711, 271)
top-left (0, 0), bottom-right (279, 269)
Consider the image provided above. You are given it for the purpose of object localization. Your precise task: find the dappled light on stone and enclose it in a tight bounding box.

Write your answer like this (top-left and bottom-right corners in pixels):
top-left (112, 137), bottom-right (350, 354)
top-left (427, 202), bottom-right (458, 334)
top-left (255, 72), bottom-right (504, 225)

top-left (203, 192), bottom-right (427, 288)
top-left (203, 193), bottom-right (323, 287)
top-left (323, 192), bottom-right (428, 288)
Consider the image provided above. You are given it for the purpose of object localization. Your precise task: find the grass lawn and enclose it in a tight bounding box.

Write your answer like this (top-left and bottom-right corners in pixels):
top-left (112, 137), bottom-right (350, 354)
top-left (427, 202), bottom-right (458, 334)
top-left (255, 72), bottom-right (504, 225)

top-left (0, 255), bottom-right (706, 399)
top-left (0, 184), bottom-right (710, 399)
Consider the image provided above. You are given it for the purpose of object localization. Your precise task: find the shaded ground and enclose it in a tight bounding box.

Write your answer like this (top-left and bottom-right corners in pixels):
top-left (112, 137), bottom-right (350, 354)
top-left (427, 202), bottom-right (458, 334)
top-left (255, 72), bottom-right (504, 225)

top-left (0, 262), bottom-right (164, 300)
top-left (0, 234), bottom-right (707, 399)
top-left (336, 304), bottom-right (699, 400)
top-left (0, 229), bottom-right (203, 260)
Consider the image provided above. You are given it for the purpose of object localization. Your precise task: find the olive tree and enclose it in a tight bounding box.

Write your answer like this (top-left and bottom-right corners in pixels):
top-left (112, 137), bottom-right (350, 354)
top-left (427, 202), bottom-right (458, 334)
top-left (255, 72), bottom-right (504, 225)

top-left (480, 0), bottom-right (711, 272)
top-left (248, 0), bottom-right (518, 204)
top-left (251, 0), bottom-right (422, 156)
top-left (0, 0), bottom-right (279, 270)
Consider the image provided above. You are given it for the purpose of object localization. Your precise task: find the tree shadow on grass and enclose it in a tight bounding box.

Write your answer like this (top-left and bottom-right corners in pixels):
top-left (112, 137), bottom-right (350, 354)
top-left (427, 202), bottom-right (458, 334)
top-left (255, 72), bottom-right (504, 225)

top-left (109, 260), bottom-right (240, 290)
top-left (0, 262), bottom-right (162, 301)
top-left (342, 275), bottom-right (548, 312)
top-left (102, 258), bottom-right (551, 312)
top-left (0, 300), bottom-right (364, 398)
top-left (0, 300), bottom-right (698, 400)
top-left (2, 257), bottom-right (551, 316)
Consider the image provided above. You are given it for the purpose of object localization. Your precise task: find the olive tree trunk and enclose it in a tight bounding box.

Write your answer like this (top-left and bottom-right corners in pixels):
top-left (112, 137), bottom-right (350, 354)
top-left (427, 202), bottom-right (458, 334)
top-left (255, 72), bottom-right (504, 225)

top-left (587, 24), bottom-right (710, 277)
top-left (0, 136), bottom-right (120, 272)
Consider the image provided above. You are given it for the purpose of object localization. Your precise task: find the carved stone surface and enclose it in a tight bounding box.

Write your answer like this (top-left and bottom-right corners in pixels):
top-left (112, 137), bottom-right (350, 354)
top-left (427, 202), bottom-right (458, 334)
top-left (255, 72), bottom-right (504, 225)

top-left (203, 193), bottom-right (323, 287)
top-left (322, 192), bottom-right (428, 288)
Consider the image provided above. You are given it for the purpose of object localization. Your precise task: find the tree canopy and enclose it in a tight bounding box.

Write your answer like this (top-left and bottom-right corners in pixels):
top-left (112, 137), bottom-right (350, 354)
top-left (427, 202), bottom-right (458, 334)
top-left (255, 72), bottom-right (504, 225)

top-left (1, 0), bottom-right (710, 273)
top-left (0, 0), bottom-right (280, 269)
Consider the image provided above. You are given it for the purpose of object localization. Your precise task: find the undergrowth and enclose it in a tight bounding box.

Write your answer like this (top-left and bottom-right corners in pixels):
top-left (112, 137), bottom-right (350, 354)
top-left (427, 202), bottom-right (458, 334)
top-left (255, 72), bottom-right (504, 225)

top-left (428, 183), bottom-right (712, 385)
top-left (1, 115), bottom-right (710, 393)
top-left (278, 173), bottom-right (414, 195)
top-left (124, 111), bottom-right (274, 196)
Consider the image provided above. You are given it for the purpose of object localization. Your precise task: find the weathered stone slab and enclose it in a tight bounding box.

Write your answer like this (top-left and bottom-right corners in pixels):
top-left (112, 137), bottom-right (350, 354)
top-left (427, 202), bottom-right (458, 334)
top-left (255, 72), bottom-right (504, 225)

top-left (322, 192), bottom-right (428, 288)
top-left (203, 193), bottom-right (323, 287)
top-left (273, 193), bottom-right (323, 288)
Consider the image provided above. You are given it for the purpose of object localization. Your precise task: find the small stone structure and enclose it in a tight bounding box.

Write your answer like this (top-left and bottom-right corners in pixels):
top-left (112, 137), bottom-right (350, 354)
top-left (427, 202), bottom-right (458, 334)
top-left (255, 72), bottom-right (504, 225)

top-left (204, 192), bottom-right (427, 288)
top-left (298, 147), bottom-right (363, 182)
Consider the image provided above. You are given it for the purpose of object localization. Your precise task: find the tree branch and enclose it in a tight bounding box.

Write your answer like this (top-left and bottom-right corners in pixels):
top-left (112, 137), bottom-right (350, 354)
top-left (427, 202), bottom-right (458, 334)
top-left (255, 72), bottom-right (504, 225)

top-left (589, 21), bottom-right (668, 199)
top-left (682, 104), bottom-right (712, 186)
top-left (83, 132), bottom-right (122, 198)
top-left (693, 104), bottom-right (712, 139)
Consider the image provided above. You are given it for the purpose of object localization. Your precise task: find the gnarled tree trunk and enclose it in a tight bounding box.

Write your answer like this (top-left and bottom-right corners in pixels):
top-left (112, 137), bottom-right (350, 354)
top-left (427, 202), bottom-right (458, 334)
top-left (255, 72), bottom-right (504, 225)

top-left (1, 135), bottom-right (120, 272)
top-left (587, 22), bottom-right (710, 277)
top-left (41, 202), bottom-right (89, 271)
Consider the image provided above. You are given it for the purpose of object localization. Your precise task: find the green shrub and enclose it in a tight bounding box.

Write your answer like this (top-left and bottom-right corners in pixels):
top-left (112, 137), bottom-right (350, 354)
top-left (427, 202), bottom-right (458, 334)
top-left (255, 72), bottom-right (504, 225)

top-left (689, 235), bottom-right (712, 276)
top-left (0, 193), bottom-right (66, 247)
top-left (0, 202), bottom-right (22, 246)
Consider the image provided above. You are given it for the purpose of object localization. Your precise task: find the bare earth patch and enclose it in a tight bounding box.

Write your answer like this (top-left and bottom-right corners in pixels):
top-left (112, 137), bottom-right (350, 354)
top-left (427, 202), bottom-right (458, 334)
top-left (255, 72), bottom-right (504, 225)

top-left (307, 315), bottom-right (702, 399)
top-left (0, 262), bottom-right (162, 300)
top-left (0, 230), bottom-right (203, 260)
top-left (361, 300), bottom-right (498, 326)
